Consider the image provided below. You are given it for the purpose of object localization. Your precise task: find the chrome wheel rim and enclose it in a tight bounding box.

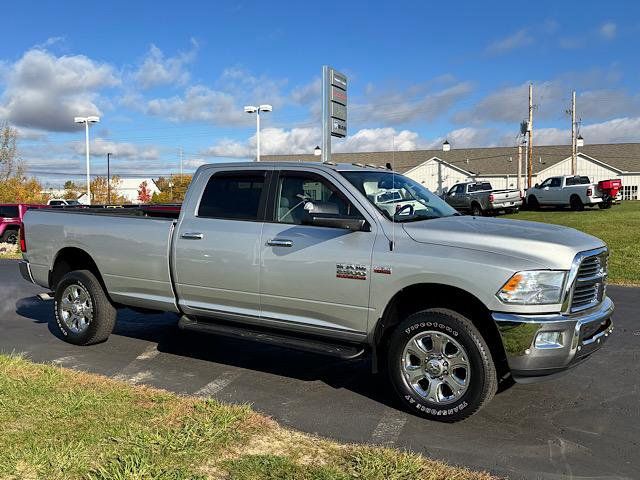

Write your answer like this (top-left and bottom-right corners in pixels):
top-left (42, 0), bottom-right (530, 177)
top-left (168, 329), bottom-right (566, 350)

top-left (401, 330), bottom-right (471, 405)
top-left (60, 284), bottom-right (93, 334)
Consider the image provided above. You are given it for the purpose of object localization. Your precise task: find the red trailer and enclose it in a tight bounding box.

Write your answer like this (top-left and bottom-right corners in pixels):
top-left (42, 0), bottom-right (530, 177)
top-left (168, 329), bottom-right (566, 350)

top-left (597, 179), bottom-right (622, 209)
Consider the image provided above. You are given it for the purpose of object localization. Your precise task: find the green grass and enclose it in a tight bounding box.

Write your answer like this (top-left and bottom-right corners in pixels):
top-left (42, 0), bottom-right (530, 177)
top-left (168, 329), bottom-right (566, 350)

top-left (0, 355), bottom-right (496, 480)
top-left (504, 201), bottom-right (640, 285)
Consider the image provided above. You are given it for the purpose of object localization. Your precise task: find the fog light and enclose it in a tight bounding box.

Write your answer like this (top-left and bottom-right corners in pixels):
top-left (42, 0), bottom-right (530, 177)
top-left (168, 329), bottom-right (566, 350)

top-left (535, 331), bottom-right (564, 349)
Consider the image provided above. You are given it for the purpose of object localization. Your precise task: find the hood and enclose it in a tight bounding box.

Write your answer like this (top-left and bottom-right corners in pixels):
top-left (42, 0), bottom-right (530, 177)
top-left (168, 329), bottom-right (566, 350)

top-left (402, 216), bottom-right (605, 270)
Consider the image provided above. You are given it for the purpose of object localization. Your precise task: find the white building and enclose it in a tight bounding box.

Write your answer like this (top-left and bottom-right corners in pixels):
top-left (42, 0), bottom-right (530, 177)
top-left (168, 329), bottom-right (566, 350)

top-left (115, 178), bottom-right (161, 203)
top-left (265, 143), bottom-right (640, 200)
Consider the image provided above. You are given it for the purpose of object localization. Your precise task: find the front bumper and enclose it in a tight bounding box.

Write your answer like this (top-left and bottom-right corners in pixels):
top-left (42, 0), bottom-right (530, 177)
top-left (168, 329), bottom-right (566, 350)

top-left (19, 260), bottom-right (35, 285)
top-left (492, 296), bottom-right (614, 382)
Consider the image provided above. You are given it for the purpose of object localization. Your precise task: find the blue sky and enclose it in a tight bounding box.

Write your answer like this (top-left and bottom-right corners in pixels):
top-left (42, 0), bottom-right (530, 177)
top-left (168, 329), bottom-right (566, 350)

top-left (1, 0), bottom-right (639, 185)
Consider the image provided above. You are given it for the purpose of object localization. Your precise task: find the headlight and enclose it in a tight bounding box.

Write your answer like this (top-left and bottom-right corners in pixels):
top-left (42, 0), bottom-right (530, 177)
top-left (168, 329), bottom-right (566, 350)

top-left (497, 271), bottom-right (566, 305)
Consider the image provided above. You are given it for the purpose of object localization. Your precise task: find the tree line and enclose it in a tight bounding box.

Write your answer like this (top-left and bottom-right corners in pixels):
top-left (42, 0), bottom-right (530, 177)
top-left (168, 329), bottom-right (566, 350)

top-left (0, 122), bottom-right (193, 204)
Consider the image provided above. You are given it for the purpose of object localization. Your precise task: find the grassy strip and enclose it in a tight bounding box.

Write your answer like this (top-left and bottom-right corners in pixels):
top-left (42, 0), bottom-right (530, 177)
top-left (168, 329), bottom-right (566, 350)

top-left (0, 242), bottom-right (21, 259)
top-left (0, 354), bottom-right (496, 480)
top-left (505, 201), bottom-right (640, 285)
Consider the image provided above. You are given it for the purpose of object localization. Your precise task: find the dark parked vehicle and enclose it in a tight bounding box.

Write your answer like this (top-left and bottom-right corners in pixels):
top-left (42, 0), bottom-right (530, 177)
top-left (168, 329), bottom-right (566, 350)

top-left (444, 182), bottom-right (522, 216)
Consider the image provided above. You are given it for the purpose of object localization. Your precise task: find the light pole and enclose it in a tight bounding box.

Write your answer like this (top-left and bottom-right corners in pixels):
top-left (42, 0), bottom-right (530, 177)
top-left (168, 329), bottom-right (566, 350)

top-left (244, 105), bottom-right (272, 162)
top-left (74, 116), bottom-right (100, 203)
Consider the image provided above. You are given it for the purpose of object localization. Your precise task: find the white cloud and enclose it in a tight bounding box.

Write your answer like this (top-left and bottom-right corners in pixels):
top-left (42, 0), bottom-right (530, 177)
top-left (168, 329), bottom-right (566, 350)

top-left (485, 29), bottom-right (533, 56)
top-left (599, 22), bottom-right (617, 40)
top-left (134, 41), bottom-right (197, 89)
top-left (336, 128), bottom-right (420, 152)
top-left (424, 127), bottom-right (499, 150)
top-left (145, 84), bottom-right (248, 125)
top-left (353, 81), bottom-right (473, 125)
top-left (0, 49), bottom-right (119, 132)
top-left (290, 78), bottom-right (321, 105)
top-left (72, 138), bottom-right (160, 160)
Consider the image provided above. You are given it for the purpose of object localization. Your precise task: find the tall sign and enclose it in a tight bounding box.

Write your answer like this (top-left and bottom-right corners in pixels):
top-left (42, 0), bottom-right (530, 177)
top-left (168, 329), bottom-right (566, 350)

top-left (321, 66), bottom-right (348, 163)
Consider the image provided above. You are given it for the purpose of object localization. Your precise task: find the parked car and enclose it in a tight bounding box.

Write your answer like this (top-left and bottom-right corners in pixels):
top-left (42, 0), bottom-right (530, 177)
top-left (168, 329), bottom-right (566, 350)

top-left (47, 199), bottom-right (83, 207)
top-left (20, 162), bottom-right (614, 422)
top-left (444, 181), bottom-right (522, 216)
top-left (0, 204), bottom-right (46, 244)
top-left (525, 175), bottom-right (619, 210)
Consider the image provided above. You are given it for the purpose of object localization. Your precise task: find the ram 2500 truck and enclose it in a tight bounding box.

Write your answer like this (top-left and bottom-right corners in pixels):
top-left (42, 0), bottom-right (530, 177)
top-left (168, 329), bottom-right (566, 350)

top-left (19, 162), bottom-right (614, 422)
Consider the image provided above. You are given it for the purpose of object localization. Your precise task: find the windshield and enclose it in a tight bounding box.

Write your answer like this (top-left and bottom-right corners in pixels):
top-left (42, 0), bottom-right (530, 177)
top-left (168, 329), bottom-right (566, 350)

top-left (340, 170), bottom-right (459, 222)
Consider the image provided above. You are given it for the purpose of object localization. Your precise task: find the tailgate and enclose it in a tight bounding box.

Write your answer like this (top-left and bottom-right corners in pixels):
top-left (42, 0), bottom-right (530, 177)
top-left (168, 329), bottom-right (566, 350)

top-left (489, 190), bottom-right (522, 206)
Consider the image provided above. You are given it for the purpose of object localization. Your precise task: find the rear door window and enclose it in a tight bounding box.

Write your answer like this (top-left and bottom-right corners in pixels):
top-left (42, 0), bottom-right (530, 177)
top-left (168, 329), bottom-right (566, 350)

top-left (198, 171), bottom-right (267, 221)
top-left (0, 206), bottom-right (19, 217)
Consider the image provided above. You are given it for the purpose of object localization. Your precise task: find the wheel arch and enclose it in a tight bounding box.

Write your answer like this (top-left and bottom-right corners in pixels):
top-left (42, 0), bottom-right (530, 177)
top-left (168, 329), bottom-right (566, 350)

top-left (49, 247), bottom-right (109, 298)
top-left (373, 283), bottom-right (508, 379)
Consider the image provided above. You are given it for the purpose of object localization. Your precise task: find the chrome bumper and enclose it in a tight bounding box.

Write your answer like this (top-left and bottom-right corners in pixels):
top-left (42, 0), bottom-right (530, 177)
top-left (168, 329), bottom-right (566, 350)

top-left (19, 260), bottom-right (35, 285)
top-left (492, 297), bottom-right (614, 382)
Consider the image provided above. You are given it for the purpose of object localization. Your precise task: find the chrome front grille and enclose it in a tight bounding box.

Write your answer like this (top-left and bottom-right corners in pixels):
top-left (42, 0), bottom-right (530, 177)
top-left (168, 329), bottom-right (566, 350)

top-left (570, 250), bottom-right (608, 312)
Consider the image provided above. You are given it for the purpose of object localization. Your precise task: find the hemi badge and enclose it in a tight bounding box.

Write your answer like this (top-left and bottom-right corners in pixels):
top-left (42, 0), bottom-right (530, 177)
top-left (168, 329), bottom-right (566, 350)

top-left (336, 263), bottom-right (367, 280)
top-left (374, 266), bottom-right (392, 275)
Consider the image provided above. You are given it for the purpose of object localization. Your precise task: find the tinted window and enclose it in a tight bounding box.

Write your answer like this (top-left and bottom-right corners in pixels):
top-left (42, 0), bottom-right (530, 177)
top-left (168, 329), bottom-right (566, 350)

top-left (198, 172), bottom-right (265, 220)
top-left (468, 182), bottom-right (492, 192)
top-left (275, 172), bottom-right (363, 225)
top-left (0, 206), bottom-right (19, 217)
top-left (550, 178), bottom-right (562, 187)
top-left (49, 201), bottom-right (63, 206)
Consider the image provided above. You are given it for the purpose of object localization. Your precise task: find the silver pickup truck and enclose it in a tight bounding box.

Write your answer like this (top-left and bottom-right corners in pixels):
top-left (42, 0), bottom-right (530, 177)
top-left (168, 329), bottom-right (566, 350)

top-left (444, 181), bottom-right (522, 216)
top-left (19, 162), bottom-right (614, 422)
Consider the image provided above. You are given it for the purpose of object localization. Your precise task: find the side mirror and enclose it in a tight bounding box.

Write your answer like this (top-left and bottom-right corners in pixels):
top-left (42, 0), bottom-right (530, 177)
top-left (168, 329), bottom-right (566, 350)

top-left (534, 183), bottom-right (540, 189)
top-left (305, 214), bottom-right (369, 232)
top-left (441, 187), bottom-right (449, 196)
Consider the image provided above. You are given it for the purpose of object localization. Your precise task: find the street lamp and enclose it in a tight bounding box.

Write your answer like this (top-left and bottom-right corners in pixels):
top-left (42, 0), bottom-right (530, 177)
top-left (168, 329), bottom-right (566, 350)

top-left (244, 104), bottom-right (272, 162)
top-left (576, 134), bottom-right (584, 148)
top-left (314, 146), bottom-right (321, 156)
top-left (74, 115), bottom-right (100, 203)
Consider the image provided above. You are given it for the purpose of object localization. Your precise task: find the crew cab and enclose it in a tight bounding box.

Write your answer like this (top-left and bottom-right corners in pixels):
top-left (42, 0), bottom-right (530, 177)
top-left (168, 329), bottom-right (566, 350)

top-left (47, 199), bottom-right (83, 207)
top-left (0, 204), bottom-right (45, 244)
top-left (526, 175), bottom-right (605, 210)
top-left (444, 182), bottom-right (522, 216)
top-left (19, 162), bottom-right (614, 422)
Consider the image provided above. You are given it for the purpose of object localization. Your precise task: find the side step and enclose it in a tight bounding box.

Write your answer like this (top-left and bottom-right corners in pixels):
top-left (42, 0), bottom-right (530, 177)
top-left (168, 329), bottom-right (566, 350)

top-left (178, 316), bottom-right (366, 360)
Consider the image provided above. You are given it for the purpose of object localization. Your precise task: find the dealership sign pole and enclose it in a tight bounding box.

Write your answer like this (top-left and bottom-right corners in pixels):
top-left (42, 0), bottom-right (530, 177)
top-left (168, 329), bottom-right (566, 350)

top-left (321, 65), bottom-right (347, 163)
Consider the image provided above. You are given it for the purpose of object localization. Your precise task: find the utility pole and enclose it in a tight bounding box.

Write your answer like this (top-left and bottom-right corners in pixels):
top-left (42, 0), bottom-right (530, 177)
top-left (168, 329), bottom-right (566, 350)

top-left (107, 152), bottom-right (112, 204)
top-left (527, 83), bottom-right (534, 189)
top-left (571, 91), bottom-right (577, 175)
top-left (517, 142), bottom-right (523, 193)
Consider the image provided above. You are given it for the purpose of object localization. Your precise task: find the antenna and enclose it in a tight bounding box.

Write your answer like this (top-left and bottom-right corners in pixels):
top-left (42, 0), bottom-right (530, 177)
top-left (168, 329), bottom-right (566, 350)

top-left (391, 137), bottom-right (396, 252)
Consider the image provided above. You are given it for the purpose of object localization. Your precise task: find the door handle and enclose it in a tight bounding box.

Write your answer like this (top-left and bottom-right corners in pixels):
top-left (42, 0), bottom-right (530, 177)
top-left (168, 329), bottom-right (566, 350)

top-left (181, 232), bottom-right (204, 240)
top-left (266, 238), bottom-right (293, 247)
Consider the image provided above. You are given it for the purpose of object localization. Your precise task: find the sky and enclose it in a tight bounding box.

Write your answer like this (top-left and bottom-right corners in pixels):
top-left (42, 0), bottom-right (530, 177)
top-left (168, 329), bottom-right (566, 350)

top-left (1, 0), bottom-right (639, 186)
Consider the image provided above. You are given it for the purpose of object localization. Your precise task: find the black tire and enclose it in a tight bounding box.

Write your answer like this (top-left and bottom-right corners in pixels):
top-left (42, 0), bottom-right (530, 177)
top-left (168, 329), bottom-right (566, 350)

top-left (387, 308), bottom-right (497, 422)
top-left (1, 229), bottom-right (18, 244)
top-left (598, 200), bottom-right (612, 209)
top-left (471, 203), bottom-right (483, 217)
top-left (53, 270), bottom-right (116, 345)
top-left (570, 195), bottom-right (584, 211)
top-left (527, 195), bottom-right (539, 210)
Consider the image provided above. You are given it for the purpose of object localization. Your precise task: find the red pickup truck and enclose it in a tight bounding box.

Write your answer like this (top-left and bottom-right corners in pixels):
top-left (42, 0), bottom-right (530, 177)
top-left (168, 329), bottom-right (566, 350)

top-left (0, 204), bottom-right (46, 244)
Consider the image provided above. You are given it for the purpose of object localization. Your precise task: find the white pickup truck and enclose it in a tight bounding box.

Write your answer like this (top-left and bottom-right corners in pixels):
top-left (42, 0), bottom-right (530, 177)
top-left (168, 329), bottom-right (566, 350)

top-left (526, 176), bottom-right (605, 210)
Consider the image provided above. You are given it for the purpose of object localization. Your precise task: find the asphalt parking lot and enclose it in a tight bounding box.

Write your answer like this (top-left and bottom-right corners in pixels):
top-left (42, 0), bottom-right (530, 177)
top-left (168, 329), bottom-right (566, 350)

top-left (1, 259), bottom-right (638, 479)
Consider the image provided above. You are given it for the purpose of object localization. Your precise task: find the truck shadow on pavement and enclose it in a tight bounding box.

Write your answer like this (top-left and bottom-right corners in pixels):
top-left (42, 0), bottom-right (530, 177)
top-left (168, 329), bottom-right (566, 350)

top-left (15, 296), bottom-right (402, 409)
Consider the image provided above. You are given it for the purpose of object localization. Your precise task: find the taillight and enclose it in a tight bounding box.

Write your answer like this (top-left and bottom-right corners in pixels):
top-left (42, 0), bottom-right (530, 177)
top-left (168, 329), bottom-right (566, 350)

top-left (587, 188), bottom-right (593, 196)
top-left (19, 224), bottom-right (26, 252)
top-left (488, 193), bottom-right (495, 202)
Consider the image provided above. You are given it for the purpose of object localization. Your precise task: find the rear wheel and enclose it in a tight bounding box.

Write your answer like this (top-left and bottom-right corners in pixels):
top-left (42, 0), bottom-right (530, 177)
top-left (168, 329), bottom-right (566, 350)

top-left (53, 270), bottom-right (116, 345)
top-left (570, 195), bottom-right (584, 211)
top-left (471, 203), bottom-right (483, 217)
top-left (1, 229), bottom-right (18, 244)
top-left (387, 308), bottom-right (497, 422)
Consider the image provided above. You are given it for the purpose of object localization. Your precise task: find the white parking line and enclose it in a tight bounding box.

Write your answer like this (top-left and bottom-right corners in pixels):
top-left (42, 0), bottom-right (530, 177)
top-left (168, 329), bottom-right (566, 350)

top-left (195, 371), bottom-right (242, 397)
top-left (371, 408), bottom-right (407, 446)
top-left (113, 344), bottom-right (159, 384)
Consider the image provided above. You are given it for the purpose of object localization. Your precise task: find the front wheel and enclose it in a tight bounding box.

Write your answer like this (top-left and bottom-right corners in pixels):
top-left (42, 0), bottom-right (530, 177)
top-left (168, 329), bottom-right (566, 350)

top-left (387, 308), bottom-right (497, 422)
top-left (54, 270), bottom-right (116, 345)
